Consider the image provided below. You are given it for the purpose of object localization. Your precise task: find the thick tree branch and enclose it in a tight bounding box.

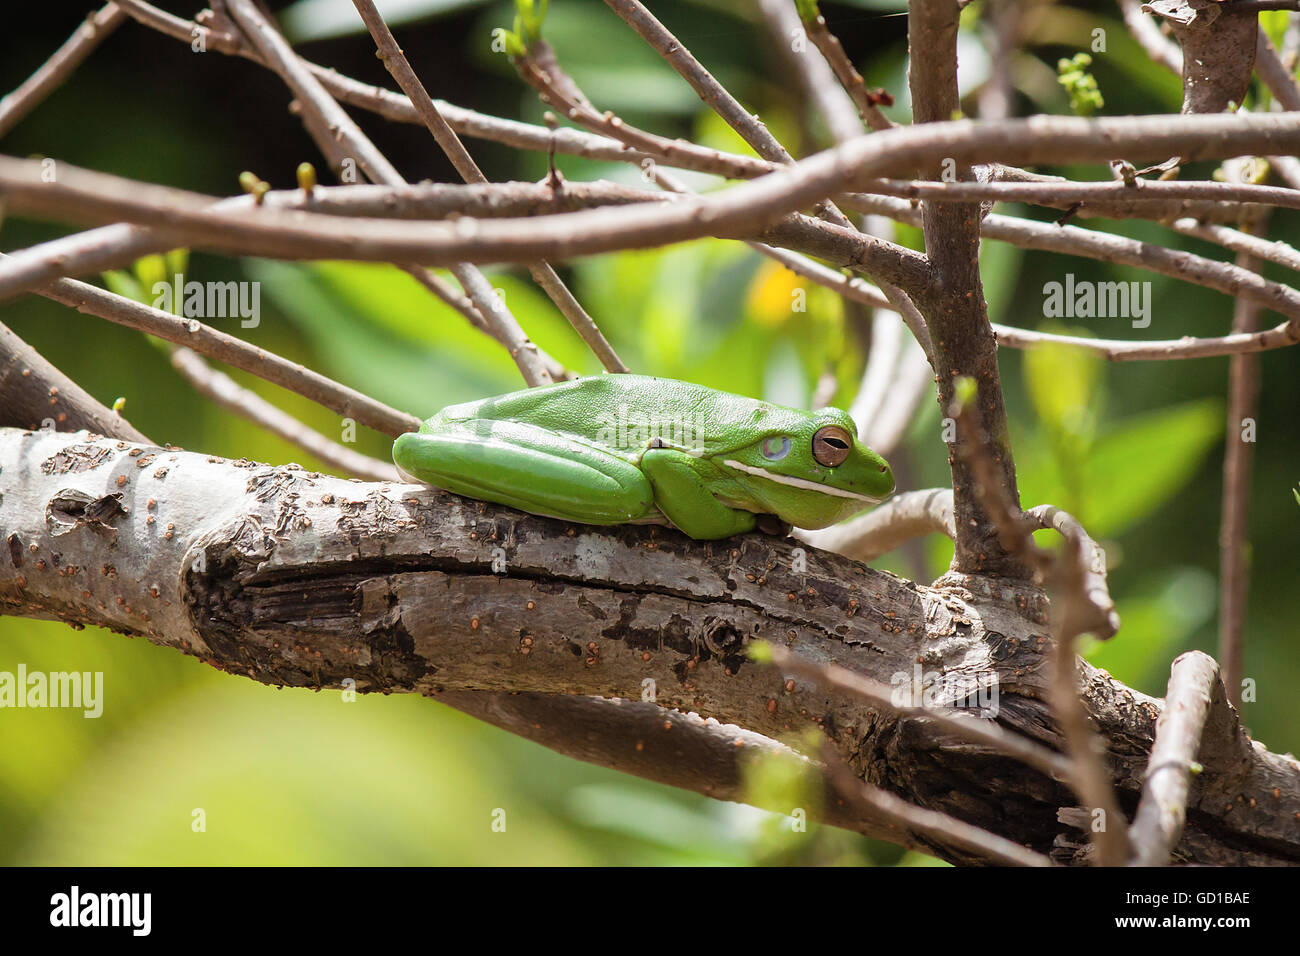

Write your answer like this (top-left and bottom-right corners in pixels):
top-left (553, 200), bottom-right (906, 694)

top-left (4, 427), bottom-right (1298, 865)
top-left (908, 0), bottom-right (1024, 577)
top-left (0, 320), bottom-right (859, 835)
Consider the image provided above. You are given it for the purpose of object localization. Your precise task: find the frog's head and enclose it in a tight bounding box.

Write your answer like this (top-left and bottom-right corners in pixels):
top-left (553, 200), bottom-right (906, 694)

top-left (713, 406), bottom-right (894, 529)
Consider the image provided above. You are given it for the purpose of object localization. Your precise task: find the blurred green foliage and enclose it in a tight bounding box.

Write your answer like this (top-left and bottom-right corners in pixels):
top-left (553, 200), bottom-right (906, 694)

top-left (1057, 52), bottom-right (1104, 116)
top-left (0, 0), bottom-right (1296, 865)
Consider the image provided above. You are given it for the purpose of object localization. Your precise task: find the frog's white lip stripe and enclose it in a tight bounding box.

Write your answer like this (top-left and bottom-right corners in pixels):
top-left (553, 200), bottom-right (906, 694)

top-left (721, 459), bottom-right (881, 503)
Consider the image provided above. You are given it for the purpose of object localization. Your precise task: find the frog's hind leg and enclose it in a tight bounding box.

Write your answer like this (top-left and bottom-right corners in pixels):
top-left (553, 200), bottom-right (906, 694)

top-left (393, 419), bottom-right (654, 524)
top-left (640, 448), bottom-right (757, 540)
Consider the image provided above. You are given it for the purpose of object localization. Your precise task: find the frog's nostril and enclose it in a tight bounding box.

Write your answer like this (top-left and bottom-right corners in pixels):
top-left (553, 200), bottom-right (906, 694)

top-left (879, 464), bottom-right (887, 472)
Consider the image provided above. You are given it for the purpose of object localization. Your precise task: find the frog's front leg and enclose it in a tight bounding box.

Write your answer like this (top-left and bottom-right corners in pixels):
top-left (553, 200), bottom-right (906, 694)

top-left (639, 448), bottom-right (758, 540)
top-left (394, 419), bottom-right (655, 524)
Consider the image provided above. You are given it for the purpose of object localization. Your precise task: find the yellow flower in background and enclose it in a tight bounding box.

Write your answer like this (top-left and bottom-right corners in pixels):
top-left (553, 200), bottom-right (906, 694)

top-left (746, 260), bottom-right (805, 328)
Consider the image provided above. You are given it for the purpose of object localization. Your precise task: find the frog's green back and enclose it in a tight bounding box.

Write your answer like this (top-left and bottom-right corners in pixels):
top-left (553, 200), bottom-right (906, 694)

top-left (430, 374), bottom-right (827, 459)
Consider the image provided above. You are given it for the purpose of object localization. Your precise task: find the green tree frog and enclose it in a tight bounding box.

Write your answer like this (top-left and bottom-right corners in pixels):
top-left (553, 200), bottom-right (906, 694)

top-left (393, 374), bottom-right (894, 540)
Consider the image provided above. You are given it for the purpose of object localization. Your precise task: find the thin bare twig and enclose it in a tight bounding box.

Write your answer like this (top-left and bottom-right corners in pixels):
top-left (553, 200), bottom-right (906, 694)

top-left (796, 487), bottom-right (955, 561)
top-left (603, 0), bottom-right (796, 165)
top-left (1128, 651), bottom-right (1224, 866)
top-left (795, 5), bottom-right (895, 132)
top-left (819, 742), bottom-right (1054, 866)
top-left (993, 318), bottom-right (1300, 360)
top-left (0, 3), bottom-right (128, 139)
top-left (1024, 504), bottom-right (1120, 639)
top-left (351, 0), bottom-right (627, 374)
top-left (1217, 206), bottom-right (1268, 709)
top-left (950, 390), bottom-right (1130, 864)
top-left (742, 199), bottom-right (1300, 360)
top-left (768, 644), bottom-right (1073, 782)
top-left (755, 4), bottom-right (937, 386)
top-left (508, 38), bottom-right (934, 304)
top-left (1118, 0), bottom-right (1183, 74)
top-left (852, 308), bottom-right (905, 434)
top-left (1232, 1), bottom-right (1300, 16)
top-left (115, 0), bottom-right (692, 171)
top-left (8, 112), bottom-right (1300, 318)
top-left (595, 0), bottom-right (857, 233)
top-left (630, 0), bottom-right (938, 422)
top-left (1256, 27), bottom-right (1300, 109)
top-left (104, 1), bottom-right (572, 381)
top-left (857, 175), bottom-right (1300, 217)
top-left (850, 192), bottom-right (1300, 325)
top-left (32, 271), bottom-right (418, 437)
top-left (223, 0), bottom-right (555, 387)
top-left (0, 317), bottom-right (150, 441)
top-left (862, 341), bottom-right (935, 454)
top-left (168, 347), bottom-right (401, 481)
top-left (512, 42), bottom-right (769, 180)
top-left (755, 0), bottom-right (863, 144)
top-left (533, 6), bottom-right (939, 362)
top-left (978, 0), bottom-right (1019, 121)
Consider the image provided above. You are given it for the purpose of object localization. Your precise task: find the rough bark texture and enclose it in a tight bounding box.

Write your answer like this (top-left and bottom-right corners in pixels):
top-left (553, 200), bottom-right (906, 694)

top-left (2, 427), bottom-right (1297, 865)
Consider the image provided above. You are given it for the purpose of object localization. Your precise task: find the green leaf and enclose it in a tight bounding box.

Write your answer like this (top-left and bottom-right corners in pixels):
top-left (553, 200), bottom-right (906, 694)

top-left (1057, 52), bottom-right (1104, 116)
top-left (1016, 398), bottom-right (1224, 538)
top-left (164, 248), bottom-right (189, 280)
top-left (101, 270), bottom-right (144, 304)
top-left (1023, 332), bottom-right (1102, 441)
top-left (132, 254), bottom-right (169, 297)
top-left (980, 236), bottom-right (1024, 323)
top-left (1261, 10), bottom-right (1289, 50)
top-left (1083, 399), bottom-right (1223, 536)
top-left (514, 0), bottom-right (548, 44)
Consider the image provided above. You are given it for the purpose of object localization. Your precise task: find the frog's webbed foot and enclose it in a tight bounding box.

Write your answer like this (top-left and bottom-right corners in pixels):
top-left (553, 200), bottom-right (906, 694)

top-left (755, 513), bottom-right (793, 537)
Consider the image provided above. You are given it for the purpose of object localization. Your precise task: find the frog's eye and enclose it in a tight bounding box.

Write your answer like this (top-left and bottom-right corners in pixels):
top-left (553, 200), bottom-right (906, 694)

top-left (812, 425), bottom-right (853, 467)
top-left (761, 436), bottom-right (792, 461)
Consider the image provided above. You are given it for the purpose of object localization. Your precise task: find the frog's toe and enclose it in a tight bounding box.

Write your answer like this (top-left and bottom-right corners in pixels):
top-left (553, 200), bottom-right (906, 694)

top-left (754, 514), bottom-right (793, 537)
